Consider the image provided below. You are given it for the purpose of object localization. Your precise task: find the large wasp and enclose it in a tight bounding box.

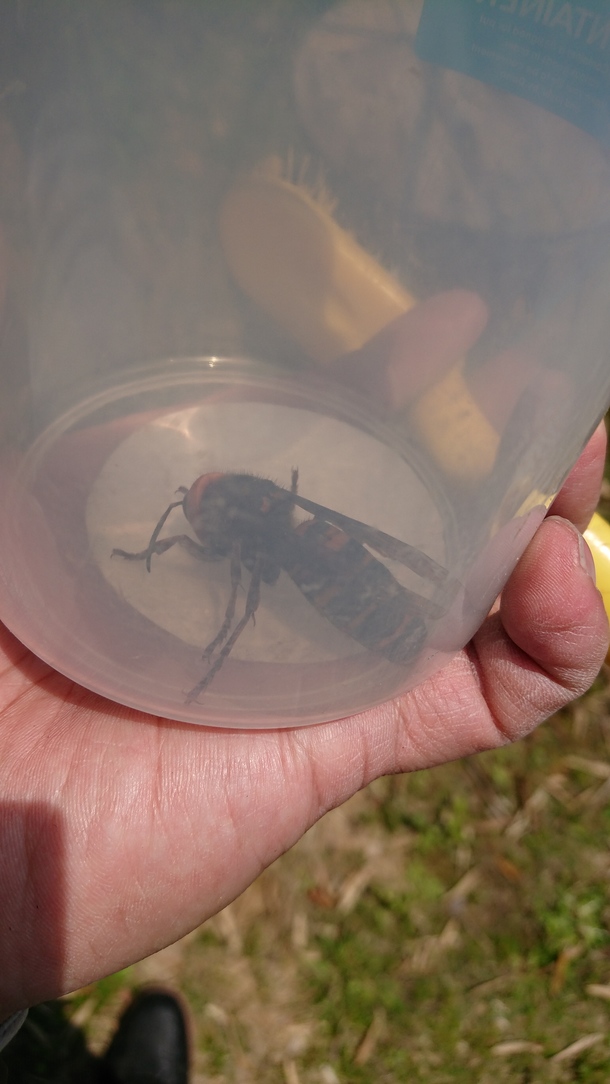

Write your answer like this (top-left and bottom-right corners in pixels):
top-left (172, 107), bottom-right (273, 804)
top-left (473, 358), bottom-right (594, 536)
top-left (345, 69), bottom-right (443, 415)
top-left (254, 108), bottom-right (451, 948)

top-left (112, 470), bottom-right (450, 702)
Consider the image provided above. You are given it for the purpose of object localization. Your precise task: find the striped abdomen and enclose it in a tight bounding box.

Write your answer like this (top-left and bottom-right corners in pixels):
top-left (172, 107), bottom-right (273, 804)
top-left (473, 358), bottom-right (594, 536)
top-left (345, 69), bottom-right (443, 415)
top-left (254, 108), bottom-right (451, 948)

top-left (281, 519), bottom-right (427, 664)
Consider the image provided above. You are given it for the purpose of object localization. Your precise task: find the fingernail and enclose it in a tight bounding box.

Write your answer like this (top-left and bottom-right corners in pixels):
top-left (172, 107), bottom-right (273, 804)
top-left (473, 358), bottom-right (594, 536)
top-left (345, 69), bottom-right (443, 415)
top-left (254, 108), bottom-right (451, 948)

top-left (576, 531), bottom-right (597, 583)
top-left (546, 516), bottom-right (597, 583)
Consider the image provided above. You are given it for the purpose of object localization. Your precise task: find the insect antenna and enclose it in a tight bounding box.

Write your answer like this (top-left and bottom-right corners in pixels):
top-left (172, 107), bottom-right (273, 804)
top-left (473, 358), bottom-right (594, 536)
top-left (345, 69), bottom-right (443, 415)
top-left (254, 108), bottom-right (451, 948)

top-left (111, 496), bottom-right (185, 569)
top-left (186, 553), bottom-right (263, 703)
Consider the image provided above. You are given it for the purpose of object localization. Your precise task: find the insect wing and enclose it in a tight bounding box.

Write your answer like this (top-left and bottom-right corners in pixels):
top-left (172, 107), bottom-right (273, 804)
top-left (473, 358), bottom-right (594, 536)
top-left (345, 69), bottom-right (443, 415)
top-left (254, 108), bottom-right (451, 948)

top-left (283, 490), bottom-right (449, 587)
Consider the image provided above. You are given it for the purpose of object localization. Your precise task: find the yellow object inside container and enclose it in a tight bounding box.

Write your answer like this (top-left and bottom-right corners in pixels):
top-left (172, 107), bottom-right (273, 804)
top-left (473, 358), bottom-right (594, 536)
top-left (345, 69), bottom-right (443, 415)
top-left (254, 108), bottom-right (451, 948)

top-left (219, 160), bottom-right (415, 365)
top-left (219, 161), bottom-right (500, 481)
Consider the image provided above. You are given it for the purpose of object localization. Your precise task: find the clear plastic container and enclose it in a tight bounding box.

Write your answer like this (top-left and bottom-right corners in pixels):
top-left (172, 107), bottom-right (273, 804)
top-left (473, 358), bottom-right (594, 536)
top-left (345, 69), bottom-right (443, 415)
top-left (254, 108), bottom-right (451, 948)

top-left (0, 0), bottom-right (609, 728)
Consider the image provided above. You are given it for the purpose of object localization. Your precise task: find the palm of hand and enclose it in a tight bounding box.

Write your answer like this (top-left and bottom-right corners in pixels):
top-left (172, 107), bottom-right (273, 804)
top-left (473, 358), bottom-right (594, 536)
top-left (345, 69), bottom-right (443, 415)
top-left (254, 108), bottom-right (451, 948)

top-left (0, 425), bottom-right (607, 1017)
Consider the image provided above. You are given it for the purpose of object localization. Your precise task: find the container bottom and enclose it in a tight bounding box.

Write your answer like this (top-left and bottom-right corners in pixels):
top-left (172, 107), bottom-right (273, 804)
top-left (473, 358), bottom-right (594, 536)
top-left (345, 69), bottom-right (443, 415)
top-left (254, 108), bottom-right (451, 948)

top-left (0, 359), bottom-right (460, 727)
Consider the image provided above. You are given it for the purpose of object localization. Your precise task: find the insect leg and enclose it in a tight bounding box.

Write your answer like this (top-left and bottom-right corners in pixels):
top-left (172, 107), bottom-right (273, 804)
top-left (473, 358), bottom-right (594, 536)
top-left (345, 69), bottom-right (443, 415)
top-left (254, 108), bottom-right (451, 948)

top-left (201, 542), bottom-right (242, 662)
top-left (186, 554), bottom-right (263, 702)
top-left (112, 534), bottom-right (207, 567)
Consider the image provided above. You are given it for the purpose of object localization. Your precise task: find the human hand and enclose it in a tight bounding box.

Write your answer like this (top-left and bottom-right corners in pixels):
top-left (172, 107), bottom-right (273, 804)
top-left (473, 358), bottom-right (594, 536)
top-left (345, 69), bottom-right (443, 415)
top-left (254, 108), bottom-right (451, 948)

top-left (0, 416), bottom-right (607, 1018)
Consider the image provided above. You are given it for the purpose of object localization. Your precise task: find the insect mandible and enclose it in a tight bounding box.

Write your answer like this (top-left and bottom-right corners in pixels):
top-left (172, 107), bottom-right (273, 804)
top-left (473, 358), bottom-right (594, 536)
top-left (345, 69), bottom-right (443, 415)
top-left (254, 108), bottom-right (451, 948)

top-left (112, 470), bottom-right (451, 702)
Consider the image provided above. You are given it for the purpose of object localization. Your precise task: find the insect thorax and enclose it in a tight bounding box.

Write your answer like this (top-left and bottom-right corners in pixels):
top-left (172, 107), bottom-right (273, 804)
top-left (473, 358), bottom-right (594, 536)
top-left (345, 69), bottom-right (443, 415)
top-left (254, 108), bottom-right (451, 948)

top-left (186, 474), bottom-right (294, 577)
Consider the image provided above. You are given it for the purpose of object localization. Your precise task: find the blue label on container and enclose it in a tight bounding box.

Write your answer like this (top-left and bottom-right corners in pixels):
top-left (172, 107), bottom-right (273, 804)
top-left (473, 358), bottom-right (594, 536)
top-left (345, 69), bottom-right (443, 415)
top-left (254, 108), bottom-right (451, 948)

top-left (415, 0), bottom-right (610, 144)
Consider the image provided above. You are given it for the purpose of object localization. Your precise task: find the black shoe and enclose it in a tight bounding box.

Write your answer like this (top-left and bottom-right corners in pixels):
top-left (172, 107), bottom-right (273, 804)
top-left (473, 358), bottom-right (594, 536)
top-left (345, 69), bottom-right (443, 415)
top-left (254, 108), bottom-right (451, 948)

top-left (98, 988), bottom-right (189, 1084)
